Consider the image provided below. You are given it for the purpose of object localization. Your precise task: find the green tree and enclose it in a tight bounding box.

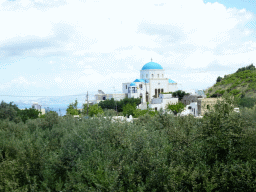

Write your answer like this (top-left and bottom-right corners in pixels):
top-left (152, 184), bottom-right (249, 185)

top-left (84, 104), bottom-right (104, 117)
top-left (66, 99), bottom-right (80, 115)
top-left (98, 98), bottom-right (116, 111)
top-left (98, 97), bottom-right (141, 113)
top-left (0, 101), bottom-right (21, 122)
top-left (166, 102), bottom-right (185, 115)
top-left (216, 76), bottom-right (223, 83)
top-left (172, 90), bottom-right (189, 101)
top-left (18, 108), bottom-right (41, 123)
top-left (236, 63), bottom-right (255, 73)
top-left (122, 103), bottom-right (136, 117)
top-left (238, 97), bottom-right (256, 108)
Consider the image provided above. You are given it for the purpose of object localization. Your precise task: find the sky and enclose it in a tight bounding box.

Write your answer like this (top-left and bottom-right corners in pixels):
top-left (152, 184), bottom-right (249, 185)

top-left (0, 0), bottom-right (256, 107)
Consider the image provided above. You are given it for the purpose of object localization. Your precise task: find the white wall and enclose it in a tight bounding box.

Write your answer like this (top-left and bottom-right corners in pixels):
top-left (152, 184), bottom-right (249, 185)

top-left (149, 98), bottom-right (178, 111)
top-left (190, 102), bottom-right (198, 116)
top-left (159, 94), bottom-right (173, 99)
top-left (168, 83), bottom-right (178, 92)
top-left (180, 102), bottom-right (198, 117)
top-left (140, 69), bottom-right (165, 80)
top-left (122, 83), bottom-right (131, 93)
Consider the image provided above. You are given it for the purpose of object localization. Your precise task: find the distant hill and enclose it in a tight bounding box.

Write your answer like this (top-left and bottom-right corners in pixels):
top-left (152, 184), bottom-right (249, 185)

top-left (205, 64), bottom-right (256, 98)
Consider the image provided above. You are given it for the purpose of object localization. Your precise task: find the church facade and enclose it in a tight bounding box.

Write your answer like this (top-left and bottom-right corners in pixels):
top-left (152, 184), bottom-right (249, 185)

top-left (122, 61), bottom-right (178, 103)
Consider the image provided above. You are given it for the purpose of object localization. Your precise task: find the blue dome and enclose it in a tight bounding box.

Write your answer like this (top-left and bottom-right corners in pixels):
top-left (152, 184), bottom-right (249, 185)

top-left (142, 62), bottom-right (163, 70)
top-left (130, 82), bottom-right (136, 86)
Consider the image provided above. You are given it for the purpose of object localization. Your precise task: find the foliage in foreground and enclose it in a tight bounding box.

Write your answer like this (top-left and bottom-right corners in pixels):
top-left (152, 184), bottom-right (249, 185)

top-left (166, 101), bottom-right (185, 115)
top-left (0, 97), bottom-right (256, 191)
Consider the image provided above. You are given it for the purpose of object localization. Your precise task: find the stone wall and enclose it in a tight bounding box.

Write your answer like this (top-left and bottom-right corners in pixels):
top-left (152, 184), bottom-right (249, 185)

top-left (198, 97), bottom-right (223, 116)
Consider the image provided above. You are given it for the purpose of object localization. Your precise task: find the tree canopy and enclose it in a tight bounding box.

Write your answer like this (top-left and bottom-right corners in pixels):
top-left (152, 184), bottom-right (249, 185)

top-left (66, 99), bottom-right (80, 115)
top-left (236, 63), bottom-right (255, 73)
top-left (166, 102), bottom-right (185, 115)
top-left (98, 97), bottom-right (141, 112)
top-left (171, 90), bottom-right (189, 101)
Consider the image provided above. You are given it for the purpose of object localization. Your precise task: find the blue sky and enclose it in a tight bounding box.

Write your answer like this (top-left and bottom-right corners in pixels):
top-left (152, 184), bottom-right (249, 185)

top-left (0, 0), bottom-right (256, 107)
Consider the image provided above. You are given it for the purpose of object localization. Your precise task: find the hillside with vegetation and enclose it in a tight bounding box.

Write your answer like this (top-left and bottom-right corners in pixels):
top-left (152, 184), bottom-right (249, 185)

top-left (205, 64), bottom-right (256, 98)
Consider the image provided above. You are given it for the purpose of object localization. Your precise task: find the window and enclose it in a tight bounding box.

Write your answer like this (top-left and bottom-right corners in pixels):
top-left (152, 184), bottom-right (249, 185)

top-left (103, 96), bottom-right (106, 100)
top-left (161, 89), bottom-right (164, 93)
top-left (152, 74), bottom-right (154, 78)
top-left (126, 85), bottom-right (127, 89)
top-left (157, 74), bottom-right (159, 78)
top-left (162, 74), bottom-right (164, 78)
top-left (155, 107), bottom-right (157, 111)
top-left (139, 84), bottom-right (143, 88)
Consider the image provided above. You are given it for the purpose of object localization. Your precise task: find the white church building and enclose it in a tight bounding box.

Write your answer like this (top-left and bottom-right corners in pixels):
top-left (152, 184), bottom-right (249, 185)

top-left (94, 61), bottom-right (179, 110)
top-left (122, 61), bottom-right (178, 103)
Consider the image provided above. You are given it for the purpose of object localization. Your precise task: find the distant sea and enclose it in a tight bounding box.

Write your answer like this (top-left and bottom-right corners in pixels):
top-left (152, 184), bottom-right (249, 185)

top-left (17, 103), bottom-right (84, 116)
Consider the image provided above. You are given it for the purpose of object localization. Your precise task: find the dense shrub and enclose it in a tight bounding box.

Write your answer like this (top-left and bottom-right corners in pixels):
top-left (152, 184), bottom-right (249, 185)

top-left (238, 97), bottom-right (256, 108)
top-left (236, 63), bottom-right (255, 73)
top-left (0, 97), bottom-right (256, 191)
top-left (172, 90), bottom-right (189, 100)
top-left (216, 76), bottom-right (223, 83)
top-left (99, 98), bottom-right (141, 112)
top-left (229, 89), bottom-right (241, 96)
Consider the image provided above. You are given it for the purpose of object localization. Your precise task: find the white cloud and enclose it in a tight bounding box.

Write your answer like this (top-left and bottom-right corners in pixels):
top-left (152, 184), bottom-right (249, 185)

top-left (54, 77), bottom-right (63, 83)
top-left (0, 0), bottom-right (256, 99)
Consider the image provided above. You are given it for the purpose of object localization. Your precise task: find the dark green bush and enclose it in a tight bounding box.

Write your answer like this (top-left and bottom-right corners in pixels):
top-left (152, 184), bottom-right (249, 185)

top-left (0, 97), bottom-right (256, 191)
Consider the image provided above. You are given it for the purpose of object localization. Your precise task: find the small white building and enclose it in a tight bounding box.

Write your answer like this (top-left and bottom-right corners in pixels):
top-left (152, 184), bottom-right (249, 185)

top-left (147, 94), bottom-right (178, 111)
top-left (93, 90), bottom-right (126, 104)
top-left (180, 102), bottom-right (198, 117)
top-left (32, 102), bottom-right (45, 115)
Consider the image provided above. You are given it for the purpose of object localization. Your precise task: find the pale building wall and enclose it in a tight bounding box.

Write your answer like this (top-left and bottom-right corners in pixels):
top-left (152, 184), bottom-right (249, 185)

top-left (159, 94), bottom-right (173, 99)
top-left (190, 102), bottom-right (198, 117)
top-left (168, 83), bottom-right (178, 92)
top-left (149, 79), bottom-right (169, 98)
top-left (122, 83), bottom-right (131, 93)
top-left (149, 98), bottom-right (178, 111)
top-left (94, 93), bottom-right (126, 103)
top-left (198, 97), bottom-right (223, 116)
top-left (140, 69), bottom-right (165, 80)
top-left (40, 108), bottom-right (45, 115)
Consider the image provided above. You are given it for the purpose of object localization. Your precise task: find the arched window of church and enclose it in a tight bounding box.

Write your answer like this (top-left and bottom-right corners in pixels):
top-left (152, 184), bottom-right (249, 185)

top-left (157, 74), bottom-right (159, 78)
top-left (152, 74), bottom-right (154, 78)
